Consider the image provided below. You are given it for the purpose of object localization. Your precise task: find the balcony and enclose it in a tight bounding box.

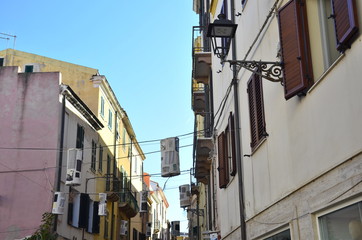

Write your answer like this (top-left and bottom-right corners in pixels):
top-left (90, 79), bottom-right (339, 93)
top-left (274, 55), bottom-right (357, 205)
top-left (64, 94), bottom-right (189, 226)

top-left (192, 84), bottom-right (206, 114)
top-left (192, 26), bottom-right (211, 85)
top-left (105, 174), bottom-right (120, 202)
top-left (118, 189), bottom-right (139, 218)
top-left (194, 138), bottom-right (213, 184)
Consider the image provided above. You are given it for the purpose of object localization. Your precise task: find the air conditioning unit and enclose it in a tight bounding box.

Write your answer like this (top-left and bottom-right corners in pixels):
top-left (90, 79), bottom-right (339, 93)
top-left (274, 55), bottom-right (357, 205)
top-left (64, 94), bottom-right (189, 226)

top-left (139, 191), bottom-right (148, 212)
top-left (146, 222), bottom-right (152, 237)
top-left (161, 137), bottom-right (180, 177)
top-left (98, 193), bottom-right (107, 216)
top-left (65, 148), bottom-right (83, 186)
top-left (171, 221), bottom-right (180, 236)
top-left (179, 184), bottom-right (191, 208)
top-left (52, 192), bottom-right (66, 214)
top-left (120, 220), bottom-right (128, 235)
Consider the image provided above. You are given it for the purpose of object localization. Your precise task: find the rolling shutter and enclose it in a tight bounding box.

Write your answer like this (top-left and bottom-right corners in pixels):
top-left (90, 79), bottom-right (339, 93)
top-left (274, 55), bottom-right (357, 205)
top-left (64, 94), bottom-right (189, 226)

top-left (278, 0), bottom-right (313, 99)
top-left (331, 0), bottom-right (359, 52)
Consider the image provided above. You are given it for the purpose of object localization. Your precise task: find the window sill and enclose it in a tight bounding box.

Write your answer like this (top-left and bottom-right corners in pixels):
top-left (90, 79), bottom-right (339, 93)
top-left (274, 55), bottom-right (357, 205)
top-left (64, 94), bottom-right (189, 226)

top-left (308, 54), bottom-right (345, 94)
top-left (250, 136), bottom-right (267, 156)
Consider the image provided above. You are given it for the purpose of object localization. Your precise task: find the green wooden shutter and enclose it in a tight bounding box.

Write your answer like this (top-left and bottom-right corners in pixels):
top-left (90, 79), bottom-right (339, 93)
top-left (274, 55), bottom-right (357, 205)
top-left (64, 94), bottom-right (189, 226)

top-left (278, 0), bottom-right (313, 99)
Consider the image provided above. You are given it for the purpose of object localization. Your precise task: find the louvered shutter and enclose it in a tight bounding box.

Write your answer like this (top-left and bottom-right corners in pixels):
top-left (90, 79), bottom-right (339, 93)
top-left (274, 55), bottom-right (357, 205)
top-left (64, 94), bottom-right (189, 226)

top-left (78, 193), bottom-right (90, 228)
top-left (229, 113), bottom-right (237, 176)
top-left (92, 202), bottom-right (100, 233)
top-left (278, 0), bottom-right (313, 99)
top-left (331, 0), bottom-right (359, 52)
top-left (248, 73), bottom-right (267, 151)
top-left (217, 132), bottom-right (229, 188)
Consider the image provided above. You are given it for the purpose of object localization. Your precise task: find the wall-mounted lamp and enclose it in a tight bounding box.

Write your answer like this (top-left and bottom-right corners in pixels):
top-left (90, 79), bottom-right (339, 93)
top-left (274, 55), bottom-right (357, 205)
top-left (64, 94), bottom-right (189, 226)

top-left (207, 14), bottom-right (283, 83)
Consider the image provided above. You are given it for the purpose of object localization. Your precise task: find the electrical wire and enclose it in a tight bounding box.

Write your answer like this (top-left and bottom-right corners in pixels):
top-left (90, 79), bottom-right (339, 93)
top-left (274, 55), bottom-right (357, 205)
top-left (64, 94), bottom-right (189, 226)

top-left (0, 130), bottom-right (203, 152)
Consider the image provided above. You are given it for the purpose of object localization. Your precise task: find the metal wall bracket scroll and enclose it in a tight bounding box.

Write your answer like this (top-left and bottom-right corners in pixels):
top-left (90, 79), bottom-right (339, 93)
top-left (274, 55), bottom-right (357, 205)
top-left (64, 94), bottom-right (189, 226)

top-left (223, 60), bottom-right (284, 84)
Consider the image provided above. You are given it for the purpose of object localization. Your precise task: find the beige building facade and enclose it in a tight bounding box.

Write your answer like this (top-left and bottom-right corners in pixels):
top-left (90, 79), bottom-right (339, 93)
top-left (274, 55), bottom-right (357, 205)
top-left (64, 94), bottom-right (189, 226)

top-left (191, 0), bottom-right (362, 239)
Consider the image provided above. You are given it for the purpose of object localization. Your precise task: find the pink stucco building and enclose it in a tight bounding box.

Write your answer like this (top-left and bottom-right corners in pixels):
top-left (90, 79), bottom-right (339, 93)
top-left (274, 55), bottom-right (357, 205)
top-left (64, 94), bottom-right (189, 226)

top-left (0, 66), bottom-right (61, 239)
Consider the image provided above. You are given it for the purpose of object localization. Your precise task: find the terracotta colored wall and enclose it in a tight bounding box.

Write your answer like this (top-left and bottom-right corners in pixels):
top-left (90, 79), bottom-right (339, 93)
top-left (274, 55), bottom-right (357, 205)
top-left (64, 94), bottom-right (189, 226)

top-left (0, 66), bottom-right (61, 240)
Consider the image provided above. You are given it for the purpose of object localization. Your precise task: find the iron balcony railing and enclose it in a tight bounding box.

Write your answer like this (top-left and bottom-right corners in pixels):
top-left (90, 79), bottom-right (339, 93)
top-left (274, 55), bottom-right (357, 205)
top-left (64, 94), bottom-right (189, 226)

top-left (118, 188), bottom-right (139, 213)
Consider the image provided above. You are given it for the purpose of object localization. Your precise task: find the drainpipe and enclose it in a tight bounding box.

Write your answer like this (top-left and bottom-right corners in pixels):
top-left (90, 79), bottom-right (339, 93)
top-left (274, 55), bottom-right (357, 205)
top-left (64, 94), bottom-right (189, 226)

top-left (111, 111), bottom-right (118, 240)
top-left (53, 92), bottom-right (66, 233)
top-left (230, 0), bottom-right (247, 239)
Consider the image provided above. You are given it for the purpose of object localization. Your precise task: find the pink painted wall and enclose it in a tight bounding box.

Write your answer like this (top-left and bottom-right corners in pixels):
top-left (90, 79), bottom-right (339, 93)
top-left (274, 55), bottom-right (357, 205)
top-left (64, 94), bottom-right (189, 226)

top-left (0, 66), bottom-right (61, 240)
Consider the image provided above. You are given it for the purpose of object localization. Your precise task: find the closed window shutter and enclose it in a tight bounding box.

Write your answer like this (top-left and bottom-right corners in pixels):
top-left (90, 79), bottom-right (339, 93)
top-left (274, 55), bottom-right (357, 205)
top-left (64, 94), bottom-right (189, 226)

top-left (332, 0), bottom-right (359, 52)
top-left (217, 132), bottom-right (229, 188)
top-left (278, 0), bottom-right (313, 99)
top-left (92, 202), bottom-right (100, 233)
top-left (248, 73), bottom-right (267, 151)
top-left (229, 113), bottom-right (237, 176)
top-left (78, 193), bottom-right (90, 228)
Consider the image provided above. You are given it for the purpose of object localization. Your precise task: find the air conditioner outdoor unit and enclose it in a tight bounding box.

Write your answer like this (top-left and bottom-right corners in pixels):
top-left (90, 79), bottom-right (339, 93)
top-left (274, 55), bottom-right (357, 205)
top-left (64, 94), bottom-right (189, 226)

top-left (98, 193), bottom-right (107, 216)
top-left (120, 220), bottom-right (128, 235)
top-left (161, 137), bottom-right (180, 177)
top-left (179, 184), bottom-right (191, 208)
top-left (52, 192), bottom-right (66, 214)
top-left (139, 190), bottom-right (148, 213)
top-left (171, 221), bottom-right (180, 236)
top-left (66, 148), bottom-right (83, 186)
top-left (146, 222), bottom-right (152, 237)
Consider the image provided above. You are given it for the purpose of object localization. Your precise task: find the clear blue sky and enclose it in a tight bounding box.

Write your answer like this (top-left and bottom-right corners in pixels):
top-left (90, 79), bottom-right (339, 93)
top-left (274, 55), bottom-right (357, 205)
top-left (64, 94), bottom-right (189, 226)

top-left (1, 0), bottom-right (199, 233)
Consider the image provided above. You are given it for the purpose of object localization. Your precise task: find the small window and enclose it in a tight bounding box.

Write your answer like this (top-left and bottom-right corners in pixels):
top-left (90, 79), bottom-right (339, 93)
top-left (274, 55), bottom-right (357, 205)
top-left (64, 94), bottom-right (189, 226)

top-left (76, 124), bottom-right (85, 149)
top-left (98, 145), bottom-right (103, 172)
top-left (24, 65), bottom-right (34, 73)
top-left (318, 201), bottom-right (362, 240)
top-left (264, 229), bottom-right (291, 240)
top-left (0, 58), bottom-right (4, 66)
top-left (91, 140), bottom-right (96, 171)
top-left (100, 96), bottom-right (105, 117)
top-left (108, 109), bottom-right (113, 130)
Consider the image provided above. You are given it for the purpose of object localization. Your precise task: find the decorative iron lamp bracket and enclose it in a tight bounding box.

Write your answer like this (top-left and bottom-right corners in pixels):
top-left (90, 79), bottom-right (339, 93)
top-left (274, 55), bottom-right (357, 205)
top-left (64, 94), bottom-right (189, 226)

top-left (223, 60), bottom-right (284, 84)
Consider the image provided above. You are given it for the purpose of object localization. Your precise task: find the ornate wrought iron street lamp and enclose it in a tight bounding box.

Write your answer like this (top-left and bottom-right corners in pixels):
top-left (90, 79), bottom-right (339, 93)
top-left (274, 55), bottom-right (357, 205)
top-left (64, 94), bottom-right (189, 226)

top-left (207, 14), bottom-right (283, 83)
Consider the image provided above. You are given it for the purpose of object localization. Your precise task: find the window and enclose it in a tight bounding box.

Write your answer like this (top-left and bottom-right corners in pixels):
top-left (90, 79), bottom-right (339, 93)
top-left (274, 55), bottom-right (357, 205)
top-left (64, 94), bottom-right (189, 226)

top-left (0, 58), bottom-right (4, 66)
top-left (108, 109), bottom-right (113, 130)
top-left (217, 131), bottom-right (229, 188)
top-left (99, 145), bottom-right (103, 172)
top-left (217, 112), bottom-right (237, 188)
top-left (106, 154), bottom-right (111, 191)
top-left (278, 0), bottom-right (359, 99)
top-left (264, 229), bottom-right (291, 240)
top-left (87, 201), bottom-right (100, 234)
top-left (91, 140), bottom-right (96, 171)
top-left (100, 96), bottom-right (105, 117)
top-left (318, 201), bottom-right (362, 240)
top-left (122, 128), bottom-right (127, 151)
top-left (247, 72), bottom-right (267, 151)
top-left (76, 124), bottom-right (85, 149)
top-left (24, 65), bottom-right (34, 73)
top-left (133, 228), bottom-right (138, 240)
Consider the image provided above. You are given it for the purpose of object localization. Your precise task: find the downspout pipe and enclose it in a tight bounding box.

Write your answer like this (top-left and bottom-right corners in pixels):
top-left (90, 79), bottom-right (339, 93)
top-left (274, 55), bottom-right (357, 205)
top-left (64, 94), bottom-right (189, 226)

top-left (54, 92), bottom-right (66, 233)
top-left (230, 0), bottom-right (247, 239)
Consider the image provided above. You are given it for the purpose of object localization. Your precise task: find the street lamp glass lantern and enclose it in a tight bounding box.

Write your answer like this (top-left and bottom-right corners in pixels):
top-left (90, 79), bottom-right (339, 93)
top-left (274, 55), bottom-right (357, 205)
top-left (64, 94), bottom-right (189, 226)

top-left (207, 14), bottom-right (238, 59)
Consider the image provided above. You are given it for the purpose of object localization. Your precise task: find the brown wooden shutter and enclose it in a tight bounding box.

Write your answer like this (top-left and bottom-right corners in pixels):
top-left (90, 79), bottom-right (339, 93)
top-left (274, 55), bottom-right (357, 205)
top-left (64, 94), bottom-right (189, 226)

top-left (248, 73), bottom-right (267, 151)
top-left (229, 112), bottom-right (237, 176)
top-left (278, 0), bottom-right (313, 100)
top-left (217, 132), bottom-right (229, 188)
top-left (331, 0), bottom-right (359, 52)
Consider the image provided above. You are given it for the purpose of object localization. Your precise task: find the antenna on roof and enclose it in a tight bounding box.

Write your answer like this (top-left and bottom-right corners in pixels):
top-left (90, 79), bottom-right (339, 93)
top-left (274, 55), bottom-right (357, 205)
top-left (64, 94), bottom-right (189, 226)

top-left (0, 33), bottom-right (16, 49)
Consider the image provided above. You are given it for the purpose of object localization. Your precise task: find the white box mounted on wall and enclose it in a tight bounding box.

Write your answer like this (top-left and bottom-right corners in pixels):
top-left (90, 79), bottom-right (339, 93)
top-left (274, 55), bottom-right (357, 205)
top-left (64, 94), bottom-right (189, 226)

top-left (52, 192), bottom-right (66, 214)
top-left (66, 148), bottom-right (83, 186)
top-left (161, 137), bottom-right (180, 177)
top-left (120, 220), bottom-right (128, 235)
top-left (179, 184), bottom-right (191, 208)
top-left (98, 193), bottom-right (107, 216)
